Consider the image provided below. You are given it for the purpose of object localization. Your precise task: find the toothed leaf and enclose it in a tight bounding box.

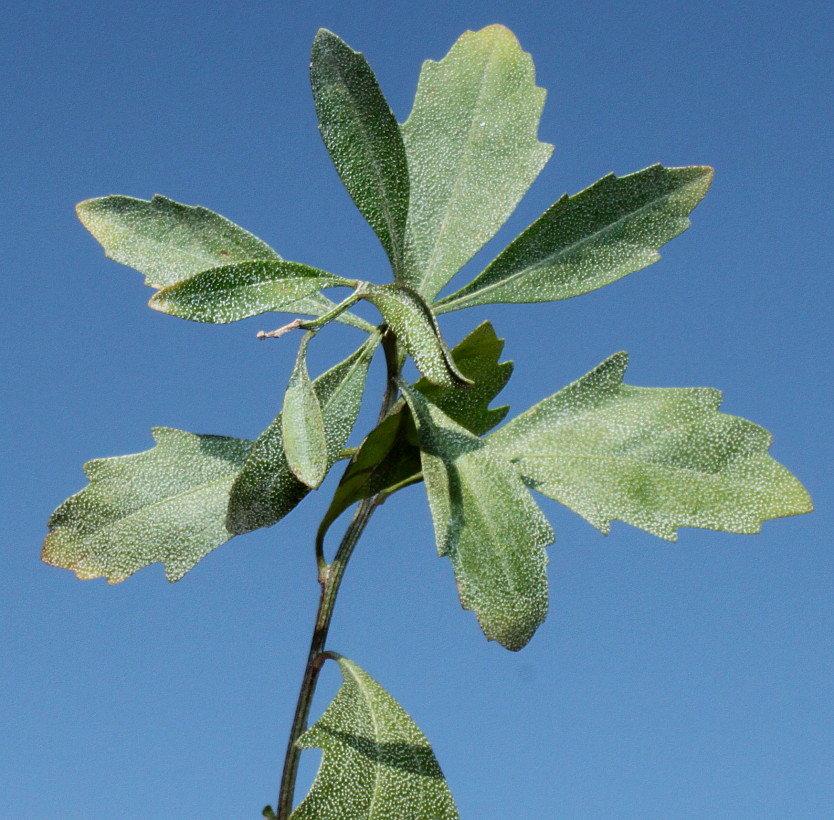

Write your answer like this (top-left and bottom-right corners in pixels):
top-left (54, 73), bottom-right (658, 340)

top-left (43, 428), bottom-right (252, 583)
top-left (292, 655), bottom-right (459, 820)
top-left (489, 353), bottom-right (813, 540)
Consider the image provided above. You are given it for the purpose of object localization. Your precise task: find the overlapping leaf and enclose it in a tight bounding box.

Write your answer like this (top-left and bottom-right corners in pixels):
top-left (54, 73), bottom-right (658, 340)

top-left (400, 25), bottom-right (553, 301)
top-left (282, 334), bottom-right (329, 488)
top-left (319, 321), bottom-right (513, 535)
top-left (226, 334), bottom-right (380, 535)
top-left (436, 165), bottom-right (714, 312)
top-left (401, 383), bottom-right (552, 651)
top-left (149, 261), bottom-right (354, 324)
top-left (489, 352), bottom-right (813, 540)
top-left (43, 428), bottom-right (252, 583)
top-left (363, 283), bottom-right (471, 388)
top-left (291, 654), bottom-right (459, 820)
top-left (77, 194), bottom-right (373, 330)
top-left (311, 29), bottom-right (409, 275)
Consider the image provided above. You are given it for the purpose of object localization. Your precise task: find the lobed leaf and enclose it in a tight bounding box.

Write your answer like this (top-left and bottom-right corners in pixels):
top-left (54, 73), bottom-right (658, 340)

top-left (291, 654), bottom-right (459, 820)
top-left (226, 334), bottom-right (380, 535)
top-left (489, 353), bottom-right (813, 540)
top-left (311, 29), bottom-right (409, 275)
top-left (363, 284), bottom-right (471, 388)
top-left (43, 428), bottom-right (252, 584)
top-left (318, 321), bottom-right (514, 535)
top-left (400, 25), bottom-right (552, 301)
top-left (282, 333), bottom-right (329, 488)
top-left (149, 260), bottom-right (354, 324)
top-left (436, 165), bottom-right (714, 312)
top-left (400, 382), bottom-right (553, 651)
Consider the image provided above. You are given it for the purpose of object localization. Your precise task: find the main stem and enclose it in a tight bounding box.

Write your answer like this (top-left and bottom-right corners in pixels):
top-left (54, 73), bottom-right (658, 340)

top-left (274, 330), bottom-right (400, 820)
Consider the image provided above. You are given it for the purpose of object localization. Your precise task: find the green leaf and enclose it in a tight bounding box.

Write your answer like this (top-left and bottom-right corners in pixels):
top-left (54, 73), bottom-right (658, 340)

top-left (77, 194), bottom-right (373, 331)
top-left (311, 29), bottom-right (409, 275)
top-left (76, 194), bottom-right (281, 289)
top-left (363, 283), bottom-right (471, 388)
top-left (149, 260), bottom-right (354, 324)
top-left (291, 654), bottom-right (459, 820)
top-left (43, 428), bottom-right (252, 584)
top-left (489, 352), bottom-right (813, 540)
top-left (282, 334), bottom-right (329, 488)
top-left (400, 25), bottom-right (552, 301)
top-left (226, 334), bottom-right (380, 535)
top-left (436, 165), bottom-right (714, 312)
top-left (318, 321), bottom-right (514, 536)
top-left (400, 382), bottom-right (553, 651)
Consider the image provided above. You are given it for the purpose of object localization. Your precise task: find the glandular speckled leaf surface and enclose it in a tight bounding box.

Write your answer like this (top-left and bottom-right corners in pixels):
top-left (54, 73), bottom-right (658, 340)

top-left (363, 284), bottom-right (470, 388)
top-left (149, 261), bottom-right (353, 324)
top-left (400, 382), bottom-right (553, 651)
top-left (399, 25), bottom-right (552, 301)
top-left (489, 352), bottom-right (813, 540)
top-left (311, 29), bottom-right (409, 275)
top-left (291, 654), bottom-right (459, 820)
top-left (76, 194), bottom-right (282, 288)
top-left (318, 321), bottom-right (512, 537)
top-left (42, 428), bottom-right (252, 584)
top-left (226, 334), bottom-right (380, 535)
top-left (436, 165), bottom-right (713, 312)
top-left (282, 333), bottom-right (329, 488)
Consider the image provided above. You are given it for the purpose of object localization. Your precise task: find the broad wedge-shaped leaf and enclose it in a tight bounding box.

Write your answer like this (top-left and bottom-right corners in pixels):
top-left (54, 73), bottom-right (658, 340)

top-left (291, 654), bottom-right (459, 820)
top-left (489, 353), bottom-right (813, 540)
top-left (400, 383), bottom-right (553, 651)
top-left (436, 165), bottom-right (713, 312)
top-left (319, 321), bottom-right (514, 537)
top-left (363, 284), bottom-right (470, 388)
top-left (77, 194), bottom-right (373, 330)
top-left (400, 25), bottom-right (553, 301)
top-left (226, 334), bottom-right (380, 534)
top-left (311, 30), bottom-right (409, 275)
top-left (282, 333), bottom-right (329, 488)
top-left (149, 261), bottom-right (354, 324)
top-left (43, 428), bottom-right (252, 583)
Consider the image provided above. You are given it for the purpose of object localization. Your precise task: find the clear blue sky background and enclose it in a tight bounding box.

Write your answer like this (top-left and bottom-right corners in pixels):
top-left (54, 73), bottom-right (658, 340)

top-left (3, 1), bottom-right (832, 817)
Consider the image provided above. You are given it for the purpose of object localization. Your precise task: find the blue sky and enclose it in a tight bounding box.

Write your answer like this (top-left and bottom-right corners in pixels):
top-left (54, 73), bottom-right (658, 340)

top-left (3, 0), bottom-right (832, 817)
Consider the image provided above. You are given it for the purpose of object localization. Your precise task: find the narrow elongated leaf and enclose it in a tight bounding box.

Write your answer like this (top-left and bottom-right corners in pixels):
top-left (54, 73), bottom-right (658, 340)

top-left (282, 334), bottom-right (329, 488)
top-left (319, 321), bottom-right (514, 536)
top-left (226, 334), bottom-right (380, 534)
top-left (292, 654), bottom-right (459, 820)
top-left (76, 194), bottom-right (282, 288)
top-left (400, 25), bottom-right (553, 300)
top-left (43, 428), bottom-right (252, 584)
top-left (436, 165), bottom-right (714, 312)
top-left (311, 29), bottom-right (409, 274)
top-left (363, 284), bottom-right (471, 388)
top-left (77, 194), bottom-right (373, 330)
top-left (149, 260), bottom-right (354, 323)
top-left (489, 353), bottom-right (813, 540)
top-left (400, 383), bottom-right (553, 651)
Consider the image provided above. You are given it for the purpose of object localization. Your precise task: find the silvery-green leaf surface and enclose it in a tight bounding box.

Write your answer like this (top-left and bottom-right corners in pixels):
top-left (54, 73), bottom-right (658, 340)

top-left (43, 428), bottom-right (252, 584)
top-left (226, 334), bottom-right (380, 535)
top-left (363, 283), bottom-right (471, 388)
top-left (436, 165), bottom-right (714, 312)
top-left (489, 352), bottom-right (813, 540)
top-left (318, 321), bottom-right (514, 538)
top-left (400, 382), bottom-right (552, 651)
top-left (291, 654), bottom-right (459, 820)
top-left (311, 29), bottom-right (409, 275)
top-left (282, 333), bottom-right (329, 488)
top-left (77, 194), bottom-right (372, 330)
top-left (149, 260), bottom-right (354, 324)
top-left (400, 25), bottom-right (553, 301)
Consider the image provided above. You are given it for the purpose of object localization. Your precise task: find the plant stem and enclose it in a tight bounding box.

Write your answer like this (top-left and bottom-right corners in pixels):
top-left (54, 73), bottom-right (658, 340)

top-left (274, 328), bottom-right (400, 819)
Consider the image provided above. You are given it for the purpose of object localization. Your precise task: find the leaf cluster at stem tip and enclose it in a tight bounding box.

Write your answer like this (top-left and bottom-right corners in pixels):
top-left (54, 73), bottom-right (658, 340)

top-left (47, 23), bottom-right (811, 820)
